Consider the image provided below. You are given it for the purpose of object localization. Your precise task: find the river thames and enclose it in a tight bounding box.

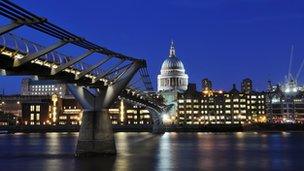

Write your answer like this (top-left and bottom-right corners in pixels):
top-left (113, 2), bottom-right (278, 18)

top-left (1, 132), bottom-right (304, 171)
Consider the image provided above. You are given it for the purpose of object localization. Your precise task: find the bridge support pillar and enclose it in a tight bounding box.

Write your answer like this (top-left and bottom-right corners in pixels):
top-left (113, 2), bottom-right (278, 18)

top-left (149, 109), bottom-right (165, 134)
top-left (76, 110), bottom-right (116, 157)
top-left (68, 60), bottom-right (143, 157)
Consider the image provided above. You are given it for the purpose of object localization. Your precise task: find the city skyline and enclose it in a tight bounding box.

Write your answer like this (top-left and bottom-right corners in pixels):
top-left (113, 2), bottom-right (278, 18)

top-left (2, 1), bottom-right (304, 170)
top-left (1, 0), bottom-right (304, 94)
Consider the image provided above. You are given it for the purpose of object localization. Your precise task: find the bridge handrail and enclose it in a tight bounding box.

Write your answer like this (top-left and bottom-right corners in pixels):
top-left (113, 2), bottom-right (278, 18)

top-left (0, 33), bottom-right (110, 80)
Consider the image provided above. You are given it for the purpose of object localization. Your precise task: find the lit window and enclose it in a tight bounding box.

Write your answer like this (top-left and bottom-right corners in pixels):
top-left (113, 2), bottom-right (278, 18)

top-left (30, 113), bottom-right (35, 121)
top-left (30, 105), bottom-right (35, 112)
top-left (178, 100), bottom-right (184, 103)
top-left (36, 114), bottom-right (40, 121)
top-left (36, 105), bottom-right (40, 112)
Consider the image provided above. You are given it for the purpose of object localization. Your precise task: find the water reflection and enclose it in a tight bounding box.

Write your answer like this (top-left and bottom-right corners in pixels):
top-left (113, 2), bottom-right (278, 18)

top-left (157, 133), bottom-right (173, 170)
top-left (1, 132), bottom-right (304, 170)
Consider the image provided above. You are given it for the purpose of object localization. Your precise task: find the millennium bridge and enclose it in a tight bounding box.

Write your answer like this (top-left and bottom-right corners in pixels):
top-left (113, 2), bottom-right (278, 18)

top-left (0, 0), bottom-right (169, 156)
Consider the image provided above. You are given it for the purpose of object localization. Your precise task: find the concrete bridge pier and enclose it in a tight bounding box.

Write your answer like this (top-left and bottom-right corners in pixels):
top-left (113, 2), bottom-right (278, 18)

top-left (76, 109), bottom-right (116, 156)
top-left (68, 86), bottom-right (117, 157)
top-left (68, 61), bottom-right (143, 157)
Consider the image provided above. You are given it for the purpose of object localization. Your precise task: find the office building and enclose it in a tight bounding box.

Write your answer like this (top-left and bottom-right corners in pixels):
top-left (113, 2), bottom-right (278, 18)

top-left (108, 100), bottom-right (152, 125)
top-left (176, 80), bottom-right (266, 125)
top-left (21, 78), bottom-right (69, 98)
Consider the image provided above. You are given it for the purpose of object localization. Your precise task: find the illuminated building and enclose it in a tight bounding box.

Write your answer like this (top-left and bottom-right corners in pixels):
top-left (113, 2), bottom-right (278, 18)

top-left (157, 41), bottom-right (189, 119)
top-left (108, 100), bottom-right (152, 125)
top-left (157, 41), bottom-right (188, 92)
top-left (177, 80), bottom-right (266, 125)
top-left (267, 79), bottom-right (304, 123)
top-left (0, 111), bottom-right (17, 126)
top-left (21, 78), bottom-right (69, 98)
top-left (20, 78), bottom-right (82, 125)
top-left (266, 46), bottom-right (304, 123)
top-left (0, 95), bottom-right (56, 122)
top-left (0, 95), bottom-right (23, 117)
top-left (58, 97), bottom-right (82, 125)
top-left (0, 94), bottom-right (82, 126)
top-left (22, 97), bottom-right (52, 125)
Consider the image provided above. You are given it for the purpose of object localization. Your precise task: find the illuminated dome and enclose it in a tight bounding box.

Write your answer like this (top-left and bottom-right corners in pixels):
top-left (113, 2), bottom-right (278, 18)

top-left (157, 41), bottom-right (188, 92)
top-left (161, 56), bottom-right (185, 71)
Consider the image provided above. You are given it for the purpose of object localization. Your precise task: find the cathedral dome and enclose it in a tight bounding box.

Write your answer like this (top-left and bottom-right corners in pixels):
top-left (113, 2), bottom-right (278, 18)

top-left (161, 56), bottom-right (185, 71)
top-left (157, 41), bottom-right (189, 92)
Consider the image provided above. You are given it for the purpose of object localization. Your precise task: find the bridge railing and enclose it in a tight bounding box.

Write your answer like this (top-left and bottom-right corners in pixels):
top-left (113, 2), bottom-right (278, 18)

top-left (0, 33), bottom-right (109, 79)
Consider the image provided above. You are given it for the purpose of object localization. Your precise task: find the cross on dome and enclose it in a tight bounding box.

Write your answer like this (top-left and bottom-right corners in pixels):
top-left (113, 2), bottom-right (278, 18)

top-left (169, 40), bottom-right (176, 57)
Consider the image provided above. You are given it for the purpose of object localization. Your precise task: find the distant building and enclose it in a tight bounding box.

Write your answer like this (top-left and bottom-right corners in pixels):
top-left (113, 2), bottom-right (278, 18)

top-left (157, 41), bottom-right (188, 92)
top-left (0, 111), bottom-right (17, 126)
top-left (266, 79), bottom-right (304, 123)
top-left (241, 78), bottom-right (253, 94)
top-left (21, 78), bottom-right (70, 98)
top-left (0, 93), bottom-right (154, 126)
top-left (157, 41), bottom-right (189, 119)
top-left (0, 95), bottom-right (22, 117)
top-left (202, 78), bottom-right (213, 96)
top-left (22, 98), bottom-right (52, 125)
top-left (176, 80), bottom-right (266, 125)
top-left (58, 97), bottom-right (82, 125)
top-left (0, 94), bottom-right (82, 126)
top-left (108, 100), bottom-right (152, 125)
top-left (202, 78), bottom-right (212, 92)
top-left (0, 95), bottom-right (50, 117)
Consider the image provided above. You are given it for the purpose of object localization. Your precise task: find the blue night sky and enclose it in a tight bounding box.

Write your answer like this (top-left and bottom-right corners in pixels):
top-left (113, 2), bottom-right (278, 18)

top-left (1, 0), bottom-right (304, 94)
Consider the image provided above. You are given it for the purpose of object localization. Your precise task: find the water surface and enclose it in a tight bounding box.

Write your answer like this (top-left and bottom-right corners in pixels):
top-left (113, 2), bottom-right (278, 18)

top-left (0, 132), bottom-right (304, 171)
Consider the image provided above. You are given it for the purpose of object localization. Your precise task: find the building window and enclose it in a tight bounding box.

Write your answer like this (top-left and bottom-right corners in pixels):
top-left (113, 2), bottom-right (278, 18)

top-left (36, 105), bottom-right (40, 112)
top-left (59, 116), bottom-right (67, 120)
top-left (30, 114), bottom-right (35, 121)
top-left (36, 114), bottom-right (40, 121)
top-left (178, 100), bottom-right (184, 103)
top-left (30, 105), bottom-right (35, 112)
top-left (225, 110), bottom-right (231, 114)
